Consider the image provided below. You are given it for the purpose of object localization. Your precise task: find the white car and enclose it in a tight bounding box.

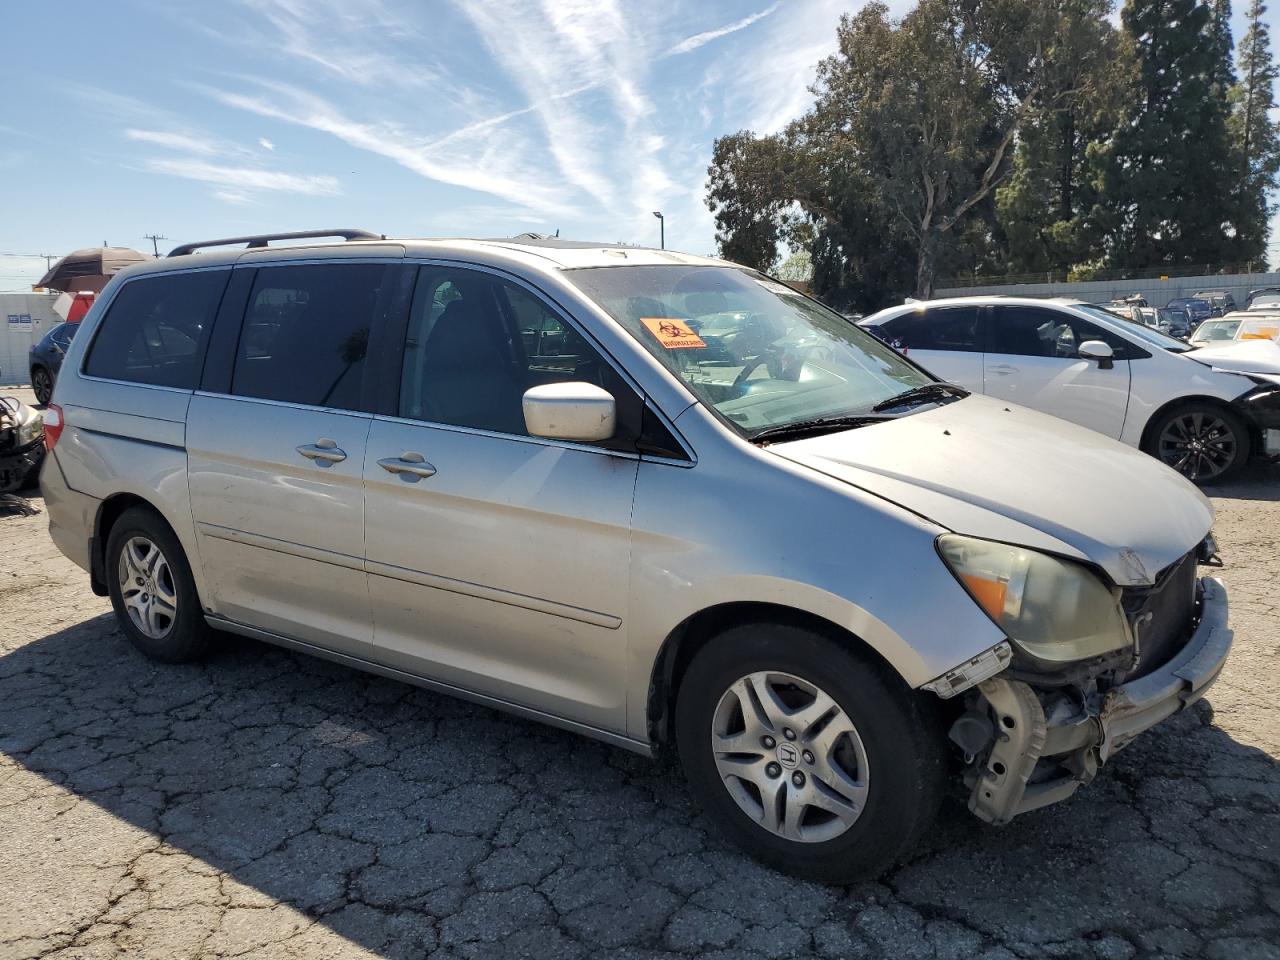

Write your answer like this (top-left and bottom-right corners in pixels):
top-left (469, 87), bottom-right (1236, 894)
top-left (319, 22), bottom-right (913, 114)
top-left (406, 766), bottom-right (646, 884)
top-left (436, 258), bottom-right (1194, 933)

top-left (859, 297), bottom-right (1280, 482)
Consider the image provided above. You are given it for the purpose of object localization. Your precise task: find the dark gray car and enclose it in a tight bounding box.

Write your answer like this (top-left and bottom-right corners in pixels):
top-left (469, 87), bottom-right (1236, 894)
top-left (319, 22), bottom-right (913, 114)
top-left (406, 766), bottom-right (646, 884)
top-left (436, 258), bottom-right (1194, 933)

top-left (28, 322), bottom-right (80, 405)
top-left (1166, 298), bottom-right (1213, 328)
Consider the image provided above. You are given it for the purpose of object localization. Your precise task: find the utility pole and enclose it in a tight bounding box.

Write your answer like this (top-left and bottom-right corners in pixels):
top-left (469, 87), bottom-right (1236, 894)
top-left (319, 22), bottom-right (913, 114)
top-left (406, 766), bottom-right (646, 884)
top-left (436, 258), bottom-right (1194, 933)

top-left (144, 234), bottom-right (168, 257)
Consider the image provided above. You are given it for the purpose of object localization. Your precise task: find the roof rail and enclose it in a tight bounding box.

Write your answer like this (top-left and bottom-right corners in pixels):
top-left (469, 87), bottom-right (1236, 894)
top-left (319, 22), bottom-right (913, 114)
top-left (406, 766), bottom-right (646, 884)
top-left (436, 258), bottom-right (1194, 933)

top-left (167, 228), bottom-right (383, 257)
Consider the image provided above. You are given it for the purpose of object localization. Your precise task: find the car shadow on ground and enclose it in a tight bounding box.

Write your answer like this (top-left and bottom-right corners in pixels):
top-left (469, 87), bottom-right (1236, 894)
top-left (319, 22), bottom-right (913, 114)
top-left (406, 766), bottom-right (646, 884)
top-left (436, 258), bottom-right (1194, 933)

top-left (1210, 459), bottom-right (1280, 501)
top-left (3, 614), bottom-right (1278, 957)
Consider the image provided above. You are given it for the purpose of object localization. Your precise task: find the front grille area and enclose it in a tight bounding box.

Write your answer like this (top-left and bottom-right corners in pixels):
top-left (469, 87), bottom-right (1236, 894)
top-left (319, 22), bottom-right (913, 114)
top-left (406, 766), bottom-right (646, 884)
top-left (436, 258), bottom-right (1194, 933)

top-left (1121, 550), bottom-right (1199, 680)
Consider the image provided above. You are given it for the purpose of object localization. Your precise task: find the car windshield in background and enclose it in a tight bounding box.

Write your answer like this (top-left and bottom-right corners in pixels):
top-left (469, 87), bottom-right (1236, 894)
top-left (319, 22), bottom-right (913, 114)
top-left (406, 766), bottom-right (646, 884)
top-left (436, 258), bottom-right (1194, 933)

top-left (1195, 320), bottom-right (1241, 341)
top-left (566, 265), bottom-right (935, 439)
top-left (1074, 304), bottom-right (1192, 352)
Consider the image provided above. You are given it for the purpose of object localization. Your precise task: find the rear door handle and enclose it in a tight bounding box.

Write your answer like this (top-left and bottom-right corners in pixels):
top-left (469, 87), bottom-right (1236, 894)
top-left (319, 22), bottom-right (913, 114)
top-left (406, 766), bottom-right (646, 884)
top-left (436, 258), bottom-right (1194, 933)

top-left (296, 438), bottom-right (346, 465)
top-left (378, 452), bottom-right (437, 481)
top-left (988, 363), bottom-right (1018, 374)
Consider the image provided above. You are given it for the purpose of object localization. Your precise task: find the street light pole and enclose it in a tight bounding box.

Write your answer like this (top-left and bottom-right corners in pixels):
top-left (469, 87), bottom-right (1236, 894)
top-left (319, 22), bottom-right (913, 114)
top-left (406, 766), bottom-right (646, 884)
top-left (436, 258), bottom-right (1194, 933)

top-left (652, 211), bottom-right (665, 250)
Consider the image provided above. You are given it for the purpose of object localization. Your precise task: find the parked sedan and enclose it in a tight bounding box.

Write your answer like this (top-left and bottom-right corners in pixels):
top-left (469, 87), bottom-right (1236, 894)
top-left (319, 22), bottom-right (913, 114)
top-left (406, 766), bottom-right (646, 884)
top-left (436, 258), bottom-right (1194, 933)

top-left (859, 296), bottom-right (1280, 482)
top-left (1167, 298), bottom-right (1214, 328)
top-left (28, 321), bottom-right (80, 405)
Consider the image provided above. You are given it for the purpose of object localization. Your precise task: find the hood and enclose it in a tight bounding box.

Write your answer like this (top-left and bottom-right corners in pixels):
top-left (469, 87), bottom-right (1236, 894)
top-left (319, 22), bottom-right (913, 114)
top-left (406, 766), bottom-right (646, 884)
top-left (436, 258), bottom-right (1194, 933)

top-left (1186, 339), bottom-right (1280, 381)
top-left (770, 395), bottom-right (1212, 587)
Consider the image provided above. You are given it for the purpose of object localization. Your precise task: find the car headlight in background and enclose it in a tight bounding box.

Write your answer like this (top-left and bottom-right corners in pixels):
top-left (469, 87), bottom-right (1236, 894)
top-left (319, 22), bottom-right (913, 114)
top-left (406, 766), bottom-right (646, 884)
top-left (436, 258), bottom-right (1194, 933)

top-left (937, 535), bottom-right (1131, 665)
top-left (16, 413), bottom-right (44, 447)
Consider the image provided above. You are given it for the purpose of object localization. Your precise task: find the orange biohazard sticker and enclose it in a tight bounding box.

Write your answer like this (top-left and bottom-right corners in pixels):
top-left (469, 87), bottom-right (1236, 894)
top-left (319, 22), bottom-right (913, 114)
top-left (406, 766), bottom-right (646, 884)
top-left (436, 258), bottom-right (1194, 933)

top-left (641, 317), bottom-right (706, 349)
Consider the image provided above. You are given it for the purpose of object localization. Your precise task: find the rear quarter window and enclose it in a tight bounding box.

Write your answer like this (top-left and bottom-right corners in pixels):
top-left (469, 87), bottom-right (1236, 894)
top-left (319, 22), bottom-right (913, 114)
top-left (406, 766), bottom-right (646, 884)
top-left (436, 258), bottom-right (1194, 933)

top-left (84, 271), bottom-right (228, 388)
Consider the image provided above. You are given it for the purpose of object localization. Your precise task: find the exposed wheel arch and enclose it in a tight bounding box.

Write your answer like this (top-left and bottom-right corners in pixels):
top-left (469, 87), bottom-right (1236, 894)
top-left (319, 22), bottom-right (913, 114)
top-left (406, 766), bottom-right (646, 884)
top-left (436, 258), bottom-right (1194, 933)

top-left (91, 495), bottom-right (171, 596)
top-left (646, 601), bottom-right (917, 752)
top-left (1138, 394), bottom-right (1252, 452)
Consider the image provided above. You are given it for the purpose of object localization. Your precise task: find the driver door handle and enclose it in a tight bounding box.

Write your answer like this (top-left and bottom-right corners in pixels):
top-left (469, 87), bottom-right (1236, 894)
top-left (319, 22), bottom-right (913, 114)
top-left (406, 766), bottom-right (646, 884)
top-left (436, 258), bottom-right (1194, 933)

top-left (988, 363), bottom-right (1018, 375)
top-left (378, 452), bottom-right (437, 480)
top-left (296, 438), bottom-right (347, 464)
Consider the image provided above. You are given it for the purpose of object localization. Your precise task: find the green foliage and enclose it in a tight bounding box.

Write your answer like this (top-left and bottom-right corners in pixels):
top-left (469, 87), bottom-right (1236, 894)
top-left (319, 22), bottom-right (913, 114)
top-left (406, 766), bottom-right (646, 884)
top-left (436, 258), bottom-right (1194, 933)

top-left (1230, 0), bottom-right (1280, 260)
top-left (705, 0), bottom-right (1276, 306)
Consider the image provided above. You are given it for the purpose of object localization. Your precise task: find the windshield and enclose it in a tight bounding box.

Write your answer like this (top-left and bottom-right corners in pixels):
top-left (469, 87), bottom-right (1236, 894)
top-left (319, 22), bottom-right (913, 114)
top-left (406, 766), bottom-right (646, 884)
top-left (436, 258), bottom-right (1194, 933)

top-left (1074, 304), bottom-right (1192, 351)
top-left (566, 265), bottom-right (934, 437)
top-left (1194, 321), bottom-right (1240, 341)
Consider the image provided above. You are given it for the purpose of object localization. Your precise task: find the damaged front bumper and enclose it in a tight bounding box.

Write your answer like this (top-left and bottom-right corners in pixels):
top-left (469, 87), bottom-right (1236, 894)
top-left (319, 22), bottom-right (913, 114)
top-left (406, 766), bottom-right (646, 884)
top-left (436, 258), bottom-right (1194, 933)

top-left (964, 577), bottom-right (1231, 825)
top-left (0, 439), bottom-right (44, 494)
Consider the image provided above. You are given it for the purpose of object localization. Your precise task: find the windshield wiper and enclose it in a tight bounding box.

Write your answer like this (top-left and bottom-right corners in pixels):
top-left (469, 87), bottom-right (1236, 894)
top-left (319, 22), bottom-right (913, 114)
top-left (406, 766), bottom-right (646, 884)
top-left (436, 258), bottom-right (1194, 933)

top-left (871, 381), bottom-right (969, 412)
top-left (749, 415), bottom-right (893, 445)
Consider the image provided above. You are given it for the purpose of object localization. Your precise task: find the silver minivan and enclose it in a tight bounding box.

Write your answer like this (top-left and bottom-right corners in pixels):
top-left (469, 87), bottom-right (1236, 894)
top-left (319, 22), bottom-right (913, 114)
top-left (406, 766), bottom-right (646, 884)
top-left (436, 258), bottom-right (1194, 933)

top-left (40, 231), bottom-right (1232, 882)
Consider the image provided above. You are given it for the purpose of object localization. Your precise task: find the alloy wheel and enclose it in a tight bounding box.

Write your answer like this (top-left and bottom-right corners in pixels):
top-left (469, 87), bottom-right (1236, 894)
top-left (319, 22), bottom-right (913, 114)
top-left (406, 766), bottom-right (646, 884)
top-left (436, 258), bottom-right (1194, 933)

top-left (1157, 411), bottom-right (1236, 482)
top-left (711, 671), bottom-right (870, 843)
top-left (117, 536), bottom-right (178, 640)
top-left (32, 368), bottom-right (52, 405)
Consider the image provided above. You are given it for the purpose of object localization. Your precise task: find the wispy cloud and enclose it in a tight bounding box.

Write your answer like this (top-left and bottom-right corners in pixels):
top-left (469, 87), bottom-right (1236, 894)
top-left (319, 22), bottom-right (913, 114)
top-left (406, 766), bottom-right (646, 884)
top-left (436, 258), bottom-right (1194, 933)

top-left (125, 129), bottom-right (222, 155)
top-left (144, 158), bottom-right (340, 195)
top-left (258, 137), bottom-right (275, 151)
top-left (667, 3), bottom-right (780, 57)
top-left (202, 80), bottom-right (577, 216)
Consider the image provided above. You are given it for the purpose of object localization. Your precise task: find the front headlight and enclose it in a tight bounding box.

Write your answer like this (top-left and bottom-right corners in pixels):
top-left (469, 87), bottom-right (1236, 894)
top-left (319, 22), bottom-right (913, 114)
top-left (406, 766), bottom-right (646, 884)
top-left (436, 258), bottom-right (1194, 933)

top-left (937, 534), bottom-right (1131, 665)
top-left (16, 413), bottom-right (43, 447)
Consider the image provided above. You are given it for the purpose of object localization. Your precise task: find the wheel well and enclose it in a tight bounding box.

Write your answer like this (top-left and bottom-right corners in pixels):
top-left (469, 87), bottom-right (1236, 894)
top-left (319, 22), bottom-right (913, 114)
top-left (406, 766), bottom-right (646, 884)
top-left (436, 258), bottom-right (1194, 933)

top-left (90, 494), bottom-right (155, 595)
top-left (645, 602), bottom-right (906, 752)
top-left (1138, 394), bottom-right (1253, 454)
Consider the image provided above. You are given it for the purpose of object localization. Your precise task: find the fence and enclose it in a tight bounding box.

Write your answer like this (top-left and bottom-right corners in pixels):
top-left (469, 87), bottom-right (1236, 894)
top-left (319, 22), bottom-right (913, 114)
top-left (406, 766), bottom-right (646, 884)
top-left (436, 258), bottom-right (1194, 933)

top-left (1, 294), bottom-right (61, 385)
top-left (934, 269), bottom-right (1280, 309)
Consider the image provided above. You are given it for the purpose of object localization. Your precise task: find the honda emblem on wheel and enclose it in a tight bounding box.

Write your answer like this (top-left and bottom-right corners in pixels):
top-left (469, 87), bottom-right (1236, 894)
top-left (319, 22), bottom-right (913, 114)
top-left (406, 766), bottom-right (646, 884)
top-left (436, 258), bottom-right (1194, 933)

top-left (777, 741), bottom-right (799, 768)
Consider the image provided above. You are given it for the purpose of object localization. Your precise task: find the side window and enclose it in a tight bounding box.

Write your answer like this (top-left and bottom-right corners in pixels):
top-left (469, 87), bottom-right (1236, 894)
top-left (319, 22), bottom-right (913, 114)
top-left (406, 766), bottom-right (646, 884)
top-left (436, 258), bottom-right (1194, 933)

top-left (398, 267), bottom-right (625, 438)
top-left (230, 264), bottom-right (388, 410)
top-left (84, 271), bottom-right (226, 388)
top-left (877, 307), bottom-right (978, 353)
top-left (990, 306), bottom-right (1132, 360)
top-left (988, 306), bottom-right (1073, 358)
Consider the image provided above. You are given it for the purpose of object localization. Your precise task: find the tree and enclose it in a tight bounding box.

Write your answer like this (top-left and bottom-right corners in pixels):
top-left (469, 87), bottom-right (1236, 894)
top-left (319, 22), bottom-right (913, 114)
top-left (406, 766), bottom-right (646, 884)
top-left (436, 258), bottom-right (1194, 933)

top-left (1097, 0), bottom-right (1244, 267)
top-left (1230, 0), bottom-right (1280, 259)
top-left (994, 1), bottom-right (1132, 275)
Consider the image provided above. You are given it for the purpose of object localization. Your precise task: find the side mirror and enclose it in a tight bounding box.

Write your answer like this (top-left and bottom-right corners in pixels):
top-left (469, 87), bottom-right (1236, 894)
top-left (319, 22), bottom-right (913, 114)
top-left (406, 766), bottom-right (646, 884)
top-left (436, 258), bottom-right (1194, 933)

top-left (523, 382), bottom-right (616, 442)
top-left (1078, 340), bottom-right (1114, 370)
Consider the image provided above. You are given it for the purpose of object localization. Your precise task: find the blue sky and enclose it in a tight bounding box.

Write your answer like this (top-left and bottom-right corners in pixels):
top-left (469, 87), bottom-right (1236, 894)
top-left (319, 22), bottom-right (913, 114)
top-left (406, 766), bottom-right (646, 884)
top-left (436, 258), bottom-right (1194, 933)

top-left (0, 0), bottom-right (1272, 290)
top-left (0, 0), bottom-right (866, 289)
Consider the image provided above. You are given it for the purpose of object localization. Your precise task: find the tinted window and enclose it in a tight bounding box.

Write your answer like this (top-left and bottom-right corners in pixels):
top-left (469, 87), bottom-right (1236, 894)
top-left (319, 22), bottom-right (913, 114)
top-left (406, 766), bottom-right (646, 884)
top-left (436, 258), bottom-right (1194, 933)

top-left (877, 306), bottom-right (980, 353)
top-left (988, 306), bottom-right (1135, 359)
top-left (231, 264), bottom-right (389, 409)
top-left (400, 267), bottom-right (626, 436)
top-left (84, 271), bottom-right (226, 388)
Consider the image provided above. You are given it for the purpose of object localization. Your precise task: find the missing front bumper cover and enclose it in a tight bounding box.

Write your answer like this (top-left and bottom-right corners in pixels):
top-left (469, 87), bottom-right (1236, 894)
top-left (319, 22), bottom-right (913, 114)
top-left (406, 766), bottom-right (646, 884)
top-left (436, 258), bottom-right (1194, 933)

top-left (965, 577), bottom-right (1231, 825)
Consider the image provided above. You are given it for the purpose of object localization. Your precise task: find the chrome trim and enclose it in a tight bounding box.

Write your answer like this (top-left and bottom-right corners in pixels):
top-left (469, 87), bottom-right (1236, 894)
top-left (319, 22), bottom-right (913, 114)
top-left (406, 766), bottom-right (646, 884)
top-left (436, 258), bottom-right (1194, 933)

top-left (191, 391), bottom-right (374, 420)
top-left (75, 376), bottom-right (194, 395)
top-left (197, 522), bottom-right (365, 572)
top-left (366, 559), bottom-right (622, 629)
top-left (205, 615), bottom-right (652, 756)
top-left (230, 254), bottom-right (405, 268)
top-left (371, 412), bottom-right (641, 461)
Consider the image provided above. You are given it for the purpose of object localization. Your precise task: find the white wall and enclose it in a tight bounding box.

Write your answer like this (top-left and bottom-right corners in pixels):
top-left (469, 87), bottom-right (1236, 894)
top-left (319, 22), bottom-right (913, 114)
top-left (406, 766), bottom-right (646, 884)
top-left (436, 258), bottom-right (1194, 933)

top-left (1, 294), bottom-right (61, 385)
top-left (935, 271), bottom-right (1280, 309)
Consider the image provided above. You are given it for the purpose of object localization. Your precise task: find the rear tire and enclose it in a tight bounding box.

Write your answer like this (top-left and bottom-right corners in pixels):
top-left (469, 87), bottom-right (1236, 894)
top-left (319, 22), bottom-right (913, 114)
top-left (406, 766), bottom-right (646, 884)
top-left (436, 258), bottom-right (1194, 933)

top-left (1143, 403), bottom-right (1249, 484)
top-left (30, 366), bottom-right (52, 406)
top-left (674, 622), bottom-right (945, 883)
top-left (105, 506), bottom-right (212, 662)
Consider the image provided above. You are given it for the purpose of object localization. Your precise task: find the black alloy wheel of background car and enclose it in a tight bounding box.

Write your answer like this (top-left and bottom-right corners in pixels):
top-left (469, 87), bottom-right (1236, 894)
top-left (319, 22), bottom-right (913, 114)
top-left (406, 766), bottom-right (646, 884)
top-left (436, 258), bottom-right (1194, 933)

top-left (31, 366), bottom-right (54, 406)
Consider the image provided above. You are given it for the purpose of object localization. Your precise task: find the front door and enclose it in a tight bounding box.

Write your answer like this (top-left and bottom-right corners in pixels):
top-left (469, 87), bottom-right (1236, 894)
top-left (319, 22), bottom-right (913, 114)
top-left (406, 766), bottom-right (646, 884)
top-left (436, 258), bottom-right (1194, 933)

top-left (187, 261), bottom-right (402, 657)
top-left (362, 266), bottom-right (638, 733)
top-left (982, 304), bottom-right (1132, 438)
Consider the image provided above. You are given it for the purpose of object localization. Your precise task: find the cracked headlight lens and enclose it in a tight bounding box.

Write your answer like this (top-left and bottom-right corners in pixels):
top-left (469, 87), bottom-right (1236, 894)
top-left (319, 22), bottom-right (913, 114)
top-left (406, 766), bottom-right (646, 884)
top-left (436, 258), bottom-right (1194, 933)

top-left (937, 534), bottom-right (1131, 665)
top-left (16, 413), bottom-right (43, 447)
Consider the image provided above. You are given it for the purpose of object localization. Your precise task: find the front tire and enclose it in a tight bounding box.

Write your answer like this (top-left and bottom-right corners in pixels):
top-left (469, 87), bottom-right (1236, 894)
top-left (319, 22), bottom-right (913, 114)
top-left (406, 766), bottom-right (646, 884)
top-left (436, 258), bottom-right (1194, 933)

top-left (105, 506), bottom-right (212, 662)
top-left (31, 366), bottom-right (52, 406)
top-left (674, 622), bottom-right (945, 883)
top-left (1143, 403), bottom-right (1249, 484)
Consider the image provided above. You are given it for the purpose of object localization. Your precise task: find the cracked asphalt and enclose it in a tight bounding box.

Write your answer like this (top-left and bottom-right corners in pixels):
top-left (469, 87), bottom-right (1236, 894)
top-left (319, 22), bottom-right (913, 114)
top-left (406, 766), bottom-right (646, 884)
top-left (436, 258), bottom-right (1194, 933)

top-left (1, 418), bottom-right (1277, 957)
